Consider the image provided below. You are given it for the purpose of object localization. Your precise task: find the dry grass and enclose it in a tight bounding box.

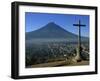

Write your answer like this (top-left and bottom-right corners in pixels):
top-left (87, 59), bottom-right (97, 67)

top-left (26, 60), bottom-right (89, 68)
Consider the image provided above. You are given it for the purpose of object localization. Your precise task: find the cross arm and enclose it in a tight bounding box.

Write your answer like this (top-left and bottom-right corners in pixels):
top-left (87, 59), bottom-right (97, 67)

top-left (73, 24), bottom-right (86, 27)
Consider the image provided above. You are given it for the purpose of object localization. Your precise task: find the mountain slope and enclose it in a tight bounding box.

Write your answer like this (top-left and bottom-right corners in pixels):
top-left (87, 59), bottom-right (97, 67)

top-left (26, 22), bottom-right (81, 40)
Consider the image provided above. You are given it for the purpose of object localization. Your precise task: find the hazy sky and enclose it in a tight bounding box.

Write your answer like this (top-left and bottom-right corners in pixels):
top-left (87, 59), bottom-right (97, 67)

top-left (25, 12), bottom-right (89, 37)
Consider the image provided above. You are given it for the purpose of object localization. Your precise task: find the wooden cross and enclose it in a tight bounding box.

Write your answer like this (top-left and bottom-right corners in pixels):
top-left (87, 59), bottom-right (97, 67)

top-left (73, 20), bottom-right (86, 60)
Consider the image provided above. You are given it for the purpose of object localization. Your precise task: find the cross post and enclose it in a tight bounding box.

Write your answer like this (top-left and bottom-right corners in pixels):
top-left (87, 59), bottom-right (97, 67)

top-left (73, 20), bottom-right (86, 61)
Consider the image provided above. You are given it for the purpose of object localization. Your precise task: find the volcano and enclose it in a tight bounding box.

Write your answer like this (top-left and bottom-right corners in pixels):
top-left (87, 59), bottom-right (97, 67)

top-left (26, 22), bottom-right (88, 42)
